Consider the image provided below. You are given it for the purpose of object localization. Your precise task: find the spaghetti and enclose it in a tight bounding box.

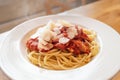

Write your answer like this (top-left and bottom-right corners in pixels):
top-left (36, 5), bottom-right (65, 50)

top-left (26, 20), bottom-right (99, 70)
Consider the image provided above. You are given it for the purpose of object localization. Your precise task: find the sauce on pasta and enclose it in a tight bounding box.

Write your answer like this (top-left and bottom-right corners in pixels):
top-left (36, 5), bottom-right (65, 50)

top-left (26, 20), bottom-right (99, 70)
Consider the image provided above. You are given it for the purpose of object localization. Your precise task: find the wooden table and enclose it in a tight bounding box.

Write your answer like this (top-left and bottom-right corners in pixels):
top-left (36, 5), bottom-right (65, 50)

top-left (0, 0), bottom-right (120, 80)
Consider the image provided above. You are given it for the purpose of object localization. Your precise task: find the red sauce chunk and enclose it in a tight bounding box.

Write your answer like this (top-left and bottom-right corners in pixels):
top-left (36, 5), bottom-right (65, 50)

top-left (26, 37), bottom-right (39, 52)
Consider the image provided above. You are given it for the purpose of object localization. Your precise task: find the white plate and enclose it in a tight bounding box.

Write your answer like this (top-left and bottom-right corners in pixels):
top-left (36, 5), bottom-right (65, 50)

top-left (0, 15), bottom-right (120, 80)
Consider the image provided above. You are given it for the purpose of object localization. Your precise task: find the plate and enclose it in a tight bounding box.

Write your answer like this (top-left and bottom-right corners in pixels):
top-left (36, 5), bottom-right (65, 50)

top-left (0, 15), bottom-right (120, 80)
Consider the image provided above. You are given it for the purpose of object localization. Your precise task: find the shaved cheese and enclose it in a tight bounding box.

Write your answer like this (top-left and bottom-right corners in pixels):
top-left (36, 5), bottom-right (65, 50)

top-left (45, 20), bottom-right (56, 30)
top-left (57, 34), bottom-right (64, 39)
top-left (59, 37), bottom-right (70, 44)
top-left (53, 27), bottom-right (61, 34)
top-left (30, 20), bottom-right (80, 51)
top-left (38, 43), bottom-right (49, 50)
top-left (67, 27), bottom-right (78, 39)
top-left (55, 22), bottom-right (63, 27)
top-left (40, 29), bottom-right (53, 41)
top-left (38, 38), bottom-right (48, 45)
top-left (38, 39), bottom-right (53, 50)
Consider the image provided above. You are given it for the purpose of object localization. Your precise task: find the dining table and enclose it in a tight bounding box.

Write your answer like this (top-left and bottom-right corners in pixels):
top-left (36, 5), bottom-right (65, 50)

top-left (0, 0), bottom-right (120, 80)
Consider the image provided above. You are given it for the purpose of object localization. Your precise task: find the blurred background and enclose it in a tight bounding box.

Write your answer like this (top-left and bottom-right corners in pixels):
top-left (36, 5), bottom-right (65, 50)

top-left (0, 0), bottom-right (97, 33)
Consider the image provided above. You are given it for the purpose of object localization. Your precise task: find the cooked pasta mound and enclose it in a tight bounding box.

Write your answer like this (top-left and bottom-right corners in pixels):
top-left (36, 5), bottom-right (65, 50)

top-left (26, 20), bottom-right (99, 70)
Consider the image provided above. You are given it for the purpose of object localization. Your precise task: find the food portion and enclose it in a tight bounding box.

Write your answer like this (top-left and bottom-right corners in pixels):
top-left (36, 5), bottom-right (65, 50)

top-left (26, 20), bottom-right (99, 70)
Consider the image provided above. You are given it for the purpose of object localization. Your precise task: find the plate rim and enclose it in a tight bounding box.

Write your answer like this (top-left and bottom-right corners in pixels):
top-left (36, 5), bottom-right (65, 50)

top-left (0, 14), bottom-right (120, 80)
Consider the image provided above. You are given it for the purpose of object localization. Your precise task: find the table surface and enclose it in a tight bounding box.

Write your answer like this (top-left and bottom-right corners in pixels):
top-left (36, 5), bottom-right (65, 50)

top-left (0, 0), bottom-right (120, 80)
